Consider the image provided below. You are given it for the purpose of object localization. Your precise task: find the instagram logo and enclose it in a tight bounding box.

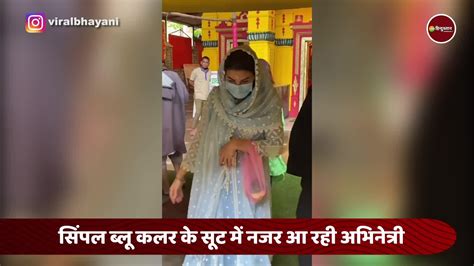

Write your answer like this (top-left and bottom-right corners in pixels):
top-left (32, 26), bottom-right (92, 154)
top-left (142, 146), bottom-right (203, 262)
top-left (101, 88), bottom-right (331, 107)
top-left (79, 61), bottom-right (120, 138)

top-left (25, 13), bottom-right (46, 33)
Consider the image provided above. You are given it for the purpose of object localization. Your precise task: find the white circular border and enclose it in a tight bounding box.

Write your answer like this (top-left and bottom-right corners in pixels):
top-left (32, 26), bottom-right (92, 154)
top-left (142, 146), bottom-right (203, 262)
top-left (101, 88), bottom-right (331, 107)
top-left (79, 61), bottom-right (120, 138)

top-left (426, 14), bottom-right (457, 44)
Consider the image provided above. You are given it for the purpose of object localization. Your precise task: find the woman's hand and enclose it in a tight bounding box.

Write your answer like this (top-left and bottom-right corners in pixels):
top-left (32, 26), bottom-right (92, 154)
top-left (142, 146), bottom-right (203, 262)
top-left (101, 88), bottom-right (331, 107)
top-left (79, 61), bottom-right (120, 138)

top-left (169, 168), bottom-right (187, 204)
top-left (219, 139), bottom-right (254, 167)
top-left (233, 138), bottom-right (254, 153)
top-left (219, 140), bottom-right (237, 167)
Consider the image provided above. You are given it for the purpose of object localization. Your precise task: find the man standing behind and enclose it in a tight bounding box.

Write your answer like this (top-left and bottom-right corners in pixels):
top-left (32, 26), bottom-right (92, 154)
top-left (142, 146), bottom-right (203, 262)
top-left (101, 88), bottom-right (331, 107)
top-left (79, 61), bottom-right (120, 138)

top-left (189, 56), bottom-right (210, 136)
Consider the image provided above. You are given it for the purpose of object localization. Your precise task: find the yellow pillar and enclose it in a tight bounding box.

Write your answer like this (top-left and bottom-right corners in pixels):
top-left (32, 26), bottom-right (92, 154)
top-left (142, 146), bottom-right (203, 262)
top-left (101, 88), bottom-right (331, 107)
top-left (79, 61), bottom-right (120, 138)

top-left (201, 13), bottom-right (220, 71)
top-left (274, 9), bottom-right (295, 87)
top-left (247, 11), bottom-right (276, 73)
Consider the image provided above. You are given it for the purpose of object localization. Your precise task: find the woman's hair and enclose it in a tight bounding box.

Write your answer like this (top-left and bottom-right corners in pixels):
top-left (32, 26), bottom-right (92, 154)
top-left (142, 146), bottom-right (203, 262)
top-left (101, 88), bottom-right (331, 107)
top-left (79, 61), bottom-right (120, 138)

top-left (224, 50), bottom-right (255, 74)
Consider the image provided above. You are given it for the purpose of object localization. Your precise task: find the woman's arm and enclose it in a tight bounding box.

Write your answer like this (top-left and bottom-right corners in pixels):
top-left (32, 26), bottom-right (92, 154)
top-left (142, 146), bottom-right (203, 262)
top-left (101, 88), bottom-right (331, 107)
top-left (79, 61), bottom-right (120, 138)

top-left (219, 138), bottom-right (254, 167)
top-left (231, 138), bottom-right (254, 153)
top-left (220, 138), bottom-right (261, 167)
top-left (174, 167), bottom-right (188, 184)
top-left (169, 167), bottom-right (187, 204)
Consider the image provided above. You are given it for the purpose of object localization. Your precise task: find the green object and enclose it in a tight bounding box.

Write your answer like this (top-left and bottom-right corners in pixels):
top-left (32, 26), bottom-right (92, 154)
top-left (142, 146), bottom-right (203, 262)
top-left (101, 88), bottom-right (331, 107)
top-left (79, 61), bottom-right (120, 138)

top-left (271, 173), bottom-right (301, 265)
top-left (272, 255), bottom-right (299, 266)
top-left (271, 174), bottom-right (285, 183)
top-left (272, 174), bottom-right (301, 218)
top-left (209, 71), bottom-right (219, 89)
top-left (269, 155), bottom-right (287, 176)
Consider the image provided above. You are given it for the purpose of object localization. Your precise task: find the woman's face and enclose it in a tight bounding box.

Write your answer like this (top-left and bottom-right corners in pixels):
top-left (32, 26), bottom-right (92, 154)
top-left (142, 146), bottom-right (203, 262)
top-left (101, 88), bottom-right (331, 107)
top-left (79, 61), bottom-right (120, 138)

top-left (225, 70), bottom-right (255, 85)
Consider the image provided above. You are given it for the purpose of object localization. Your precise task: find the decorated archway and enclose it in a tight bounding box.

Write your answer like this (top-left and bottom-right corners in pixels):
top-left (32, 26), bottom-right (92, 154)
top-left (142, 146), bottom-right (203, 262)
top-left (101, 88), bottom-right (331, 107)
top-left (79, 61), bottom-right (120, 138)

top-left (215, 12), bottom-right (249, 62)
top-left (289, 17), bottom-right (312, 117)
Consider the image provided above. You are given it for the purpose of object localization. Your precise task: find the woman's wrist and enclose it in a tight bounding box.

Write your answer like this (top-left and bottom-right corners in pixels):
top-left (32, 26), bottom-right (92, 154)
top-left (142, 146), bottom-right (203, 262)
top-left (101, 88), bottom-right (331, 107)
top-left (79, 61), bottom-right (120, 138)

top-left (233, 138), bottom-right (253, 153)
top-left (175, 168), bottom-right (187, 184)
top-left (175, 177), bottom-right (186, 184)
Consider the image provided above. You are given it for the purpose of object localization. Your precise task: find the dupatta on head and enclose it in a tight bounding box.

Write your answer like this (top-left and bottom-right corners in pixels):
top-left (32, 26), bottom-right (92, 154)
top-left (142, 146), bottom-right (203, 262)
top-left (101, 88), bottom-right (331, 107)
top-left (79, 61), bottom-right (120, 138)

top-left (212, 45), bottom-right (282, 135)
top-left (185, 45), bottom-right (282, 218)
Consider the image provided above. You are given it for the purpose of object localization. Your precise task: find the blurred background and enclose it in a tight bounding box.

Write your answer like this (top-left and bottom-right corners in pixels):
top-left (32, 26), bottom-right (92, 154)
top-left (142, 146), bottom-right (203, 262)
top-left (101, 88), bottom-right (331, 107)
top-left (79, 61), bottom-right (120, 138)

top-left (313, 0), bottom-right (471, 265)
top-left (1, 0), bottom-right (163, 265)
top-left (1, 0), bottom-right (471, 265)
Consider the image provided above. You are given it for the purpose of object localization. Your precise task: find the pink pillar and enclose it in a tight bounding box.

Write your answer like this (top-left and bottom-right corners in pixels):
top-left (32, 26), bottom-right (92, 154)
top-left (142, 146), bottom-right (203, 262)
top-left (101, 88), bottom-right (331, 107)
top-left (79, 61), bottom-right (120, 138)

top-left (232, 13), bottom-right (238, 48)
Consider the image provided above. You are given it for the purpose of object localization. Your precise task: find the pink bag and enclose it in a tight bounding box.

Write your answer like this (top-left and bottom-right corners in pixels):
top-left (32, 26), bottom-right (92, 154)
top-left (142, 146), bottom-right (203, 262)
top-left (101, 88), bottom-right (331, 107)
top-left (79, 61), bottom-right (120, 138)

top-left (241, 143), bottom-right (267, 203)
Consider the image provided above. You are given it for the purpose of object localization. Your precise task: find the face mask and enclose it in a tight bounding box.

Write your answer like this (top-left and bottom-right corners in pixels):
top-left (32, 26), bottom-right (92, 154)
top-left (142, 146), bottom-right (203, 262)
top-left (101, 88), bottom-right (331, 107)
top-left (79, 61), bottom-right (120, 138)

top-left (225, 81), bottom-right (253, 99)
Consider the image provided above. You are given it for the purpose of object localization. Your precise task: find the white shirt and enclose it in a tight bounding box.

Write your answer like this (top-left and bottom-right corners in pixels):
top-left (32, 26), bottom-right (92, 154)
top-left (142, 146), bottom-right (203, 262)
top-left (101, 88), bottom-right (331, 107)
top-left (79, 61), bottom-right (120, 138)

top-left (190, 67), bottom-right (210, 100)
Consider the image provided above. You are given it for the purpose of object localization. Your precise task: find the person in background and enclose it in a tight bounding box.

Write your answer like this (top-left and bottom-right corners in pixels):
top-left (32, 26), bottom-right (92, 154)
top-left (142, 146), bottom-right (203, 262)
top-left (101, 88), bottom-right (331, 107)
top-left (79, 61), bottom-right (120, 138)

top-left (162, 64), bottom-right (189, 197)
top-left (189, 56), bottom-right (210, 137)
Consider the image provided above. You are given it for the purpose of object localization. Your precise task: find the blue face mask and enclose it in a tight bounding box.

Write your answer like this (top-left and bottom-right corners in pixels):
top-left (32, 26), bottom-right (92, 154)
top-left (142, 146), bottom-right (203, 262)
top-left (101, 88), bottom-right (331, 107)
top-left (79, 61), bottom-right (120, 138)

top-left (225, 81), bottom-right (253, 99)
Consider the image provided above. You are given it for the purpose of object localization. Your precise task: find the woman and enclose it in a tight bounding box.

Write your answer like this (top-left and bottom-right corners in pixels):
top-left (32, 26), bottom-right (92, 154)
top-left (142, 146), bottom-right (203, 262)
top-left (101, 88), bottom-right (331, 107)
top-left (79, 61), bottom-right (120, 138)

top-left (169, 46), bottom-right (284, 265)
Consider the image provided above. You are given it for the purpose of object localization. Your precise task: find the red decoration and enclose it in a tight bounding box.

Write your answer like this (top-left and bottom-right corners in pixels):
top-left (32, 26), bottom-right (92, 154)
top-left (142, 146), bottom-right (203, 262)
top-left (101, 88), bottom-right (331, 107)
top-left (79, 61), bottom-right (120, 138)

top-left (162, 20), bottom-right (166, 61)
top-left (256, 17), bottom-right (260, 29)
top-left (195, 40), bottom-right (203, 60)
top-left (239, 12), bottom-right (248, 20)
top-left (216, 20), bottom-right (248, 62)
top-left (207, 21), bottom-right (210, 27)
top-left (289, 21), bottom-right (312, 117)
top-left (207, 30), bottom-right (210, 39)
top-left (282, 14), bottom-right (286, 23)
top-left (282, 27), bottom-right (285, 36)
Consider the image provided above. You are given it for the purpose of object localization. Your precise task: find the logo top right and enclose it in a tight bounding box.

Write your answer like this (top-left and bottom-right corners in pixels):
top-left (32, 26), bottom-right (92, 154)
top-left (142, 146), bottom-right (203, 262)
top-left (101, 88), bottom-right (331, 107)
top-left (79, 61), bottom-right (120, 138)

top-left (427, 14), bottom-right (456, 44)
